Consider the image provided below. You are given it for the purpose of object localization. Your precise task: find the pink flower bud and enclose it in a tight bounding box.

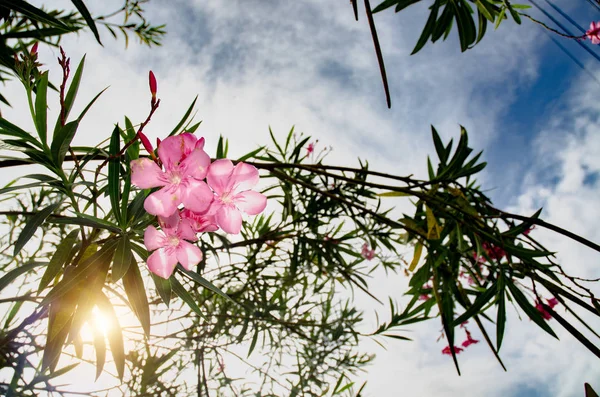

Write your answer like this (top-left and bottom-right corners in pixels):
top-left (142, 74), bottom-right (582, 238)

top-left (156, 137), bottom-right (162, 148)
top-left (149, 70), bottom-right (157, 98)
top-left (31, 42), bottom-right (38, 56)
top-left (138, 131), bottom-right (155, 155)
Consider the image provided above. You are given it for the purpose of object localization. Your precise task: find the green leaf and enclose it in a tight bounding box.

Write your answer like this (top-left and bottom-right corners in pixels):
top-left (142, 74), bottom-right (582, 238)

top-left (495, 7), bottom-right (506, 29)
top-left (378, 191), bottom-right (412, 197)
top-left (151, 274), bottom-right (172, 307)
top-left (3, 300), bottom-right (24, 328)
top-left (168, 96), bottom-right (198, 137)
top-left (506, 281), bottom-right (558, 338)
top-left (496, 275), bottom-right (506, 350)
top-left (372, 0), bottom-right (400, 13)
top-left (51, 121), bottom-right (79, 167)
top-left (178, 266), bottom-right (236, 304)
top-left (237, 146), bottom-right (265, 162)
top-left (54, 56), bottom-right (85, 135)
top-left (49, 214), bottom-right (121, 233)
top-left (92, 325), bottom-right (106, 380)
top-left (453, 282), bottom-right (496, 325)
top-left (171, 276), bottom-right (204, 317)
top-left (123, 258), bottom-right (151, 336)
top-left (411, 0), bottom-right (441, 54)
top-left (475, 9), bottom-right (488, 44)
top-left (216, 135), bottom-right (226, 159)
top-left (14, 202), bottom-right (61, 256)
top-left (0, 117), bottom-right (42, 148)
top-left (38, 230), bottom-right (79, 292)
top-left (96, 292), bottom-right (125, 380)
top-left (42, 239), bottom-right (119, 305)
top-left (108, 125), bottom-right (122, 226)
top-left (248, 327), bottom-right (259, 357)
top-left (34, 72), bottom-right (49, 144)
top-left (70, 0), bottom-right (102, 44)
top-left (431, 126), bottom-right (447, 164)
top-left (3, 0), bottom-right (69, 29)
top-left (111, 235), bottom-right (133, 282)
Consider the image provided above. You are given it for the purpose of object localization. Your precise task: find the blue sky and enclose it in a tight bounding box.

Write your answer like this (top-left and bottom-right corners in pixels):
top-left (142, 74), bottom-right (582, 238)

top-left (2, 0), bottom-right (600, 395)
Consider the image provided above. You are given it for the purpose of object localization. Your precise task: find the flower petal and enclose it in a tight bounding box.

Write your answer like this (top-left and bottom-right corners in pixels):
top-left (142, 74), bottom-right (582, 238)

top-left (178, 217), bottom-right (198, 241)
top-left (233, 191), bottom-right (267, 215)
top-left (207, 159), bottom-right (234, 195)
top-left (147, 248), bottom-right (178, 279)
top-left (144, 225), bottom-right (166, 251)
top-left (144, 185), bottom-right (182, 217)
top-left (158, 134), bottom-right (192, 170)
top-left (182, 179), bottom-right (214, 213)
top-left (176, 241), bottom-right (203, 270)
top-left (180, 146), bottom-right (211, 180)
top-left (216, 205), bottom-right (242, 234)
top-left (131, 158), bottom-right (166, 189)
top-left (158, 211), bottom-right (180, 233)
top-left (230, 162), bottom-right (259, 192)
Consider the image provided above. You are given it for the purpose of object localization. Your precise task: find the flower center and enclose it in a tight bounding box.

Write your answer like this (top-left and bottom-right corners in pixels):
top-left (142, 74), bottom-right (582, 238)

top-left (168, 170), bottom-right (183, 185)
top-left (168, 235), bottom-right (180, 247)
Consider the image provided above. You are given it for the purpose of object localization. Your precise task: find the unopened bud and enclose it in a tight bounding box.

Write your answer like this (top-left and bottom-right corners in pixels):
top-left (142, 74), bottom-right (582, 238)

top-left (156, 137), bottom-right (161, 148)
top-left (31, 42), bottom-right (38, 56)
top-left (138, 131), bottom-right (155, 156)
top-left (149, 70), bottom-right (157, 98)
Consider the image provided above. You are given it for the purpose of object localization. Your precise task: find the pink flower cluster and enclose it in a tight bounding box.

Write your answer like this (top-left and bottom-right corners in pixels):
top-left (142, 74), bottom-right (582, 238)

top-left (535, 297), bottom-right (559, 321)
top-left (131, 133), bottom-right (267, 279)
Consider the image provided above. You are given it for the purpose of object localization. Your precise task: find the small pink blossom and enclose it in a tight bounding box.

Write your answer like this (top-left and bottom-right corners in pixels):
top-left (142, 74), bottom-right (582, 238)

top-left (144, 212), bottom-right (202, 279)
top-left (419, 294), bottom-right (430, 301)
top-left (535, 302), bottom-right (552, 320)
top-left (181, 208), bottom-right (219, 233)
top-left (442, 346), bottom-right (464, 355)
top-left (31, 42), bottom-right (38, 56)
top-left (307, 142), bottom-right (315, 155)
top-left (206, 159), bottom-right (267, 234)
top-left (472, 251), bottom-right (486, 264)
top-left (461, 330), bottom-right (479, 348)
top-left (586, 21), bottom-right (600, 45)
top-left (361, 243), bottom-right (375, 260)
top-left (131, 133), bottom-right (213, 218)
top-left (547, 297), bottom-right (559, 308)
top-left (523, 225), bottom-right (535, 236)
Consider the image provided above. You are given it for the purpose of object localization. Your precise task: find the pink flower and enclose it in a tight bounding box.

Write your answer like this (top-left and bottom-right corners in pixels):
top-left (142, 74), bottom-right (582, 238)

top-left (547, 297), bottom-right (559, 308)
top-left (144, 212), bottom-right (202, 279)
top-left (307, 142), bottom-right (315, 155)
top-left (418, 294), bottom-right (430, 301)
top-left (523, 225), bottom-right (535, 236)
top-left (181, 208), bottom-right (219, 233)
top-left (586, 21), bottom-right (600, 45)
top-left (205, 159), bottom-right (267, 234)
top-left (131, 133), bottom-right (213, 218)
top-left (472, 251), bottom-right (486, 264)
top-left (442, 346), bottom-right (464, 355)
top-left (535, 302), bottom-right (552, 320)
top-left (461, 330), bottom-right (479, 348)
top-left (361, 243), bottom-right (375, 260)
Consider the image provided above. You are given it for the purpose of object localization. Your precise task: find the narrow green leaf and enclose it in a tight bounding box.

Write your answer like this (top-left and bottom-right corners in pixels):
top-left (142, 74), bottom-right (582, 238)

top-left (431, 126), bottom-right (447, 164)
top-left (372, 0), bottom-right (401, 13)
top-left (3, 0), bottom-right (69, 29)
top-left (96, 292), bottom-right (125, 380)
top-left (178, 266), bottom-right (236, 304)
top-left (248, 327), bottom-right (259, 357)
top-left (42, 239), bottom-right (118, 305)
top-left (453, 282), bottom-right (496, 325)
top-left (108, 125), bottom-right (121, 225)
top-left (151, 274), bottom-right (172, 307)
top-left (34, 72), bottom-right (49, 143)
top-left (171, 275), bottom-right (204, 317)
top-left (168, 96), bottom-right (198, 137)
top-left (378, 191), bottom-right (412, 197)
top-left (14, 202), bottom-right (61, 256)
top-left (51, 121), bottom-right (79, 167)
top-left (411, 0), bottom-right (441, 54)
top-left (54, 55), bottom-right (85, 136)
top-left (123, 258), bottom-right (151, 336)
top-left (92, 325), bottom-right (106, 380)
top-left (497, 276), bottom-right (506, 350)
top-left (38, 230), bottom-right (79, 292)
top-left (3, 300), bottom-right (24, 328)
top-left (49, 214), bottom-right (121, 233)
top-left (507, 281), bottom-right (557, 338)
top-left (0, 117), bottom-right (43, 148)
top-left (71, 0), bottom-right (102, 44)
top-left (111, 235), bottom-right (132, 282)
